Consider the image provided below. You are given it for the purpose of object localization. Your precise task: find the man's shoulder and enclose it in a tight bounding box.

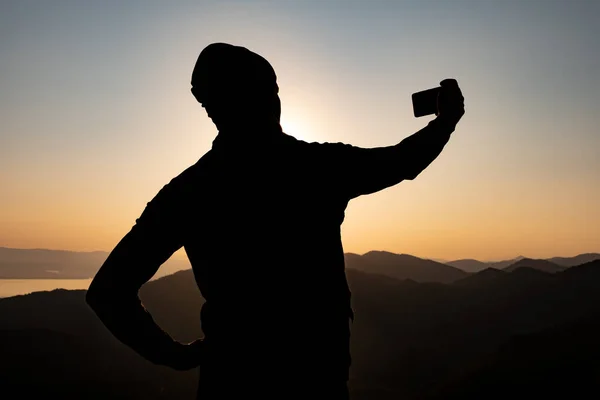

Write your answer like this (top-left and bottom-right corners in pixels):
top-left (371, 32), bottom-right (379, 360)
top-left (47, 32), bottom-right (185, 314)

top-left (171, 150), bottom-right (215, 186)
top-left (145, 151), bottom-right (214, 210)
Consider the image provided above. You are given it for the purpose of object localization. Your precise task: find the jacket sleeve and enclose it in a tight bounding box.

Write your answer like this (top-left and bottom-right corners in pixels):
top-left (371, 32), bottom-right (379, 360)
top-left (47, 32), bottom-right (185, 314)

top-left (86, 177), bottom-right (189, 367)
top-left (321, 117), bottom-right (456, 200)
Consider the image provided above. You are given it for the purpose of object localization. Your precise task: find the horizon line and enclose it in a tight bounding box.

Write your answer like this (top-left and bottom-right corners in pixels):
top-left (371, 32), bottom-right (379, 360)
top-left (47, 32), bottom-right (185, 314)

top-left (1, 245), bottom-right (598, 264)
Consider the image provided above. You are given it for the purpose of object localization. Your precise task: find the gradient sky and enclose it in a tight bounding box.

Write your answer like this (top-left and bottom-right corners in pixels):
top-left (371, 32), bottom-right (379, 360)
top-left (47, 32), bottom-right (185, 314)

top-left (1, 0), bottom-right (599, 261)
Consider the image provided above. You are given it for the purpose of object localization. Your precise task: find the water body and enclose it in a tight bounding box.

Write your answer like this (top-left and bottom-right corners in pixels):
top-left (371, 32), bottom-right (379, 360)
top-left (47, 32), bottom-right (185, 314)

top-left (0, 279), bottom-right (92, 298)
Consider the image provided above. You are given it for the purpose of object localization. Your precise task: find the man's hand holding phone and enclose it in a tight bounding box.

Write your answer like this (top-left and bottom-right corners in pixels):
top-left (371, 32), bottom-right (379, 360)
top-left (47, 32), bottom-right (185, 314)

top-left (412, 79), bottom-right (465, 128)
top-left (436, 79), bottom-right (465, 128)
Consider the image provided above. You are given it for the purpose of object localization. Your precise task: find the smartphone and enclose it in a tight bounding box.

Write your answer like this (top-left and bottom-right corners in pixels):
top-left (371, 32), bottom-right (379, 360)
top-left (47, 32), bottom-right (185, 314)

top-left (412, 87), bottom-right (441, 118)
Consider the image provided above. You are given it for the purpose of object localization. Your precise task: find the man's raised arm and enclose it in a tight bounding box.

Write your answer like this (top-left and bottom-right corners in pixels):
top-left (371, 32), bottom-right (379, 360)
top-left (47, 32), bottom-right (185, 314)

top-left (326, 79), bottom-right (465, 200)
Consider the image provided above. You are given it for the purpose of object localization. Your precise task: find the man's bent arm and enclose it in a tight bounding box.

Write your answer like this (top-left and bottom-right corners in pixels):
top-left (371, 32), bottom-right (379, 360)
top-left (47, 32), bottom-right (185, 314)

top-left (86, 227), bottom-right (187, 367)
top-left (86, 179), bottom-right (200, 370)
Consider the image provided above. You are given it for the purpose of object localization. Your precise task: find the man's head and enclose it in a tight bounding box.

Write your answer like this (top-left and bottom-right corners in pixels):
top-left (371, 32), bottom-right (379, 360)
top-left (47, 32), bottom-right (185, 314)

top-left (191, 43), bottom-right (281, 131)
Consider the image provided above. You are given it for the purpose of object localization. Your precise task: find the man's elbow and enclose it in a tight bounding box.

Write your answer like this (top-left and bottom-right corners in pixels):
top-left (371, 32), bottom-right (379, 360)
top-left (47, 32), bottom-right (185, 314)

top-left (86, 259), bottom-right (121, 311)
top-left (85, 278), bottom-right (114, 314)
top-left (85, 283), bottom-right (104, 311)
top-left (86, 277), bottom-right (138, 316)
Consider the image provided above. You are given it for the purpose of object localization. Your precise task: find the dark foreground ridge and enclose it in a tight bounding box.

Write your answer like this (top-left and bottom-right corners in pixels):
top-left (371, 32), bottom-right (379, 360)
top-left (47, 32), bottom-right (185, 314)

top-left (1, 260), bottom-right (599, 399)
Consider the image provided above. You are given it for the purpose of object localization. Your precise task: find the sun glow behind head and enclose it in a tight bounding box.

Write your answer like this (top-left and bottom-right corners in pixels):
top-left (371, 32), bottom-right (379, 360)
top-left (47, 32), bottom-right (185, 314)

top-left (280, 108), bottom-right (318, 143)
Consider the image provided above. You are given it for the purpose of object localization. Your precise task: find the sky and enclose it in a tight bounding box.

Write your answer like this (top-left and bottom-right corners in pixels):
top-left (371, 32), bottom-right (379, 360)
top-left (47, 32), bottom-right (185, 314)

top-left (1, 0), bottom-right (599, 261)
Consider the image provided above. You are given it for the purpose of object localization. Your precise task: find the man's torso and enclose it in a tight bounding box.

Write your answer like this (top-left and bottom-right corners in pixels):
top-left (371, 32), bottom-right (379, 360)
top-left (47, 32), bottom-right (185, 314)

top-left (161, 132), bottom-right (354, 385)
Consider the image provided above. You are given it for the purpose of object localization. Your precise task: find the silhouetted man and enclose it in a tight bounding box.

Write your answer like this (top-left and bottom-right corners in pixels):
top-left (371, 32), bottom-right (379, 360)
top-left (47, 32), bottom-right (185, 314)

top-left (87, 42), bottom-right (465, 399)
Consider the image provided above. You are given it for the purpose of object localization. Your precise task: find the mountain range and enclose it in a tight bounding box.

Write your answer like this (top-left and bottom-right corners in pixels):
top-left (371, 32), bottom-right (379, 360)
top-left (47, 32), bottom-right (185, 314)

top-left (1, 258), bottom-right (599, 399)
top-left (445, 253), bottom-right (600, 272)
top-left (2, 246), bottom-right (598, 281)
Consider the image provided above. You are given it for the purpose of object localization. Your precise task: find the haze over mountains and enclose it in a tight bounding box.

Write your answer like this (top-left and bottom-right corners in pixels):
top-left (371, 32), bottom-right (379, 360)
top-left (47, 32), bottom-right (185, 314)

top-left (1, 258), bottom-right (599, 399)
top-left (0, 247), bottom-right (190, 280)
top-left (2, 246), bottom-right (598, 281)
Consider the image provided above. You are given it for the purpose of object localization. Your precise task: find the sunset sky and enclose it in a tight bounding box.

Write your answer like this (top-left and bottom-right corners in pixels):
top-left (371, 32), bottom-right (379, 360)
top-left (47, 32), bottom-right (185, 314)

top-left (1, 0), bottom-right (598, 261)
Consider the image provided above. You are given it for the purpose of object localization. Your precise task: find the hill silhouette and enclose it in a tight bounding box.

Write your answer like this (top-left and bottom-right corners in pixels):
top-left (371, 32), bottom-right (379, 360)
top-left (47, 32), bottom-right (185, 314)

top-left (345, 250), bottom-right (467, 283)
top-left (1, 260), bottom-right (599, 399)
top-left (453, 267), bottom-right (507, 286)
top-left (430, 312), bottom-right (600, 399)
top-left (446, 256), bottom-right (525, 272)
top-left (446, 253), bottom-right (600, 272)
top-left (0, 326), bottom-right (198, 399)
top-left (503, 257), bottom-right (565, 273)
top-left (445, 258), bottom-right (489, 272)
top-left (548, 253), bottom-right (600, 267)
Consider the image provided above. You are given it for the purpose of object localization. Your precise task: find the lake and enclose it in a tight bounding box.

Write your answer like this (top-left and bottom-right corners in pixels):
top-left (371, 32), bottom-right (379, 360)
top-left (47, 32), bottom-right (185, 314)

top-left (0, 279), bottom-right (92, 298)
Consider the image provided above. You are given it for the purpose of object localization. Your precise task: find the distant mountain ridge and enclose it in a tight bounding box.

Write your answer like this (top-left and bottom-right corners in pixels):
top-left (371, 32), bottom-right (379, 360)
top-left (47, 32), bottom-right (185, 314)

top-left (502, 258), bottom-right (565, 273)
top-left (547, 253), bottom-right (600, 267)
top-left (446, 253), bottom-right (600, 272)
top-left (1, 246), bottom-right (598, 280)
top-left (345, 250), bottom-right (468, 283)
top-left (0, 247), bottom-right (108, 279)
top-left (446, 257), bottom-right (526, 272)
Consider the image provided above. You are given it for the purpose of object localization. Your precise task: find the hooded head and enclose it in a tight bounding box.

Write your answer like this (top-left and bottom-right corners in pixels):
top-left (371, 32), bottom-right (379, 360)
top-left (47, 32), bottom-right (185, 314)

top-left (191, 43), bottom-right (281, 131)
